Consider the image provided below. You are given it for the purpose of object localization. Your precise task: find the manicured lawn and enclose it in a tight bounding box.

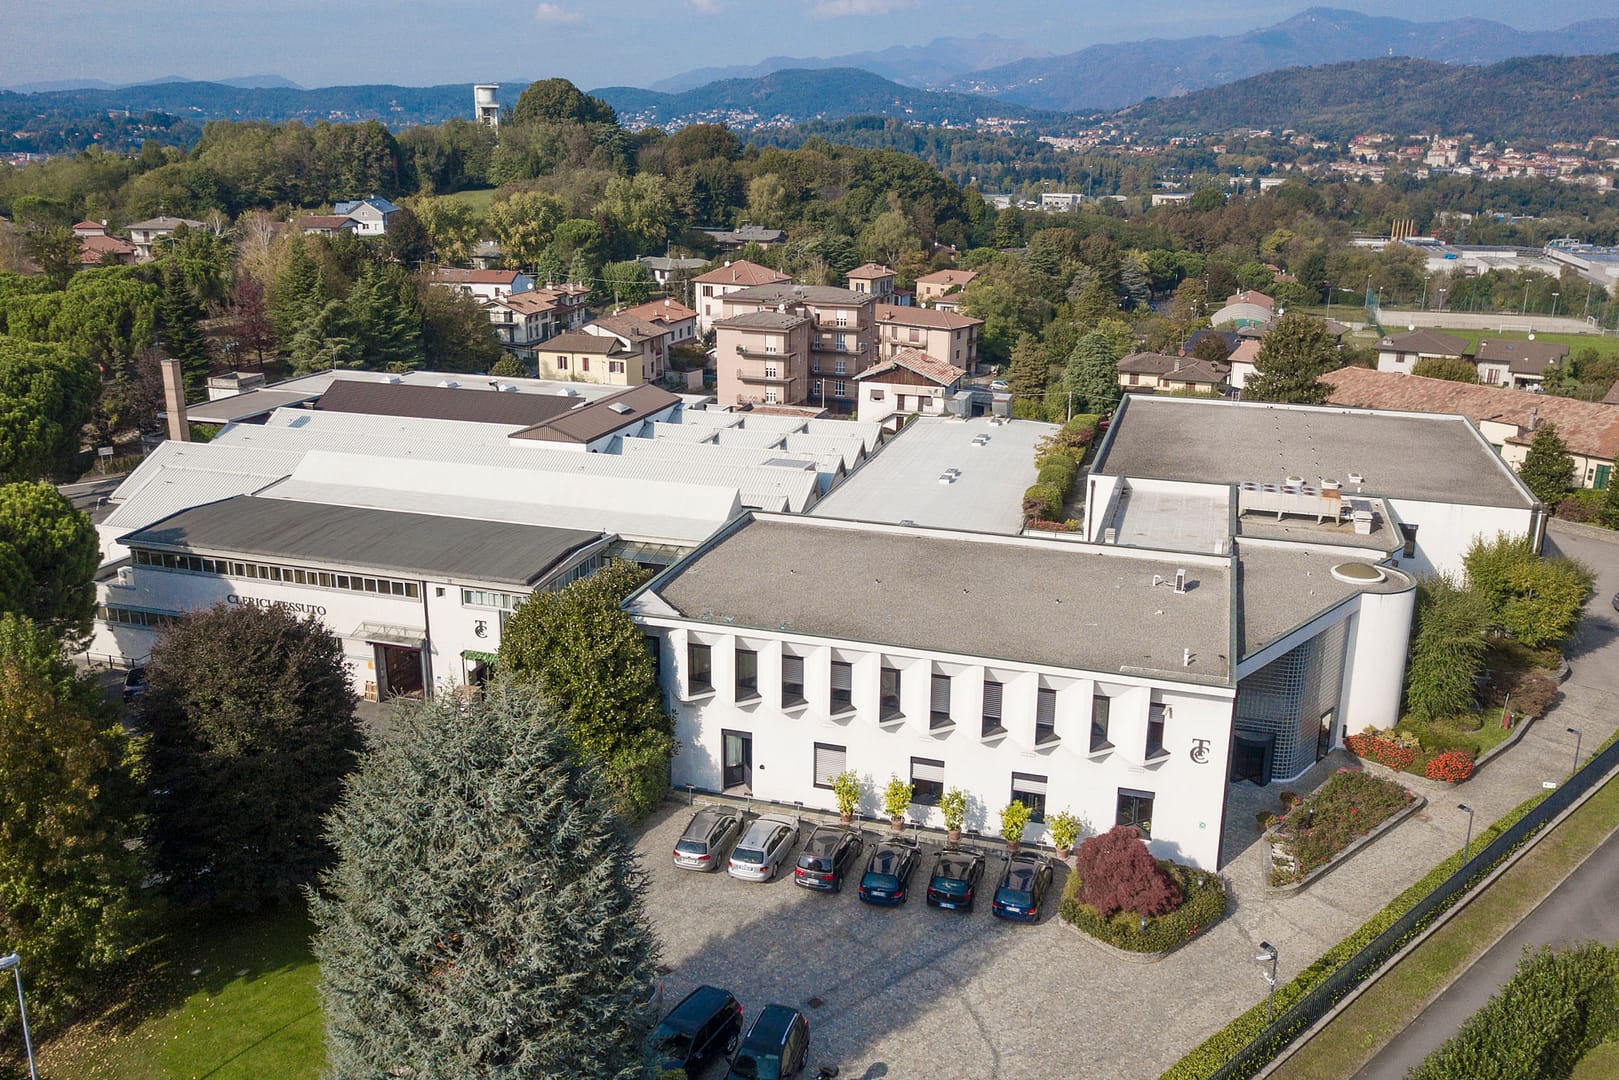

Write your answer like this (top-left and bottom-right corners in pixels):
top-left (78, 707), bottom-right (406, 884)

top-left (1421, 327), bottom-right (1619, 359)
top-left (1572, 1039), bottom-right (1619, 1079)
top-left (436, 187), bottom-right (497, 217)
top-left (1269, 768), bottom-right (1619, 1079)
top-left (37, 906), bottom-right (324, 1079)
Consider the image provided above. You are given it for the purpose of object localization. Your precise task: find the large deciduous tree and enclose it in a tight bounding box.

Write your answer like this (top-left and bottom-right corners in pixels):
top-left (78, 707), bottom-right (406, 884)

top-left (419, 278), bottom-right (504, 373)
top-left (509, 78), bottom-right (618, 127)
top-left (310, 680), bottom-right (660, 1077)
top-left (486, 190), bottom-right (566, 273)
top-left (142, 603), bottom-right (362, 908)
top-left (498, 561), bottom-right (673, 820)
top-left (1244, 313), bottom-right (1340, 405)
top-left (0, 614), bottom-right (151, 1019)
top-left (0, 482), bottom-right (99, 643)
top-left (1517, 423), bottom-right (1576, 505)
top-left (0, 336), bottom-right (98, 483)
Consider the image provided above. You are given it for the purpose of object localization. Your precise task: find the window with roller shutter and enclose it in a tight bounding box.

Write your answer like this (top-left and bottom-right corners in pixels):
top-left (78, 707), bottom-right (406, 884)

top-left (1011, 772), bottom-right (1047, 823)
top-left (830, 660), bottom-right (854, 713)
top-left (813, 742), bottom-right (846, 789)
top-left (782, 654), bottom-right (806, 708)
top-left (1036, 686), bottom-right (1058, 745)
top-left (880, 666), bottom-right (903, 721)
top-left (930, 673), bottom-right (952, 729)
top-left (735, 646), bottom-right (759, 702)
top-left (911, 757), bottom-right (944, 805)
top-left (981, 679), bottom-right (1005, 738)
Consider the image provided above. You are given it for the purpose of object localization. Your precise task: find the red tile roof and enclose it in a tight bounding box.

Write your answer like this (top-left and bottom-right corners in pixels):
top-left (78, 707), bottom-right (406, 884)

top-left (1117, 352), bottom-right (1230, 385)
top-left (846, 262), bottom-right (895, 278)
top-left (854, 348), bottom-right (965, 386)
top-left (432, 268), bottom-right (529, 286)
top-left (619, 297), bottom-right (698, 325)
top-left (915, 269), bottom-right (977, 288)
top-left (77, 233), bottom-right (137, 264)
top-left (873, 304), bottom-right (982, 330)
top-left (692, 260), bottom-right (790, 287)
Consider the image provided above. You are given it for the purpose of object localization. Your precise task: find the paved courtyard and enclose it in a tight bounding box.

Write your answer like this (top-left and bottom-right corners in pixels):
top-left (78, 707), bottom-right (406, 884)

top-left (636, 523), bottom-right (1619, 1079)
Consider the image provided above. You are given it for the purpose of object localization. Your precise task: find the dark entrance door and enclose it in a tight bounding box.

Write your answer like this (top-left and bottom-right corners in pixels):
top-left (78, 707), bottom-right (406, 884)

top-left (378, 644), bottom-right (425, 699)
top-left (1230, 732), bottom-right (1274, 785)
top-left (722, 730), bottom-right (752, 792)
top-left (1317, 710), bottom-right (1336, 762)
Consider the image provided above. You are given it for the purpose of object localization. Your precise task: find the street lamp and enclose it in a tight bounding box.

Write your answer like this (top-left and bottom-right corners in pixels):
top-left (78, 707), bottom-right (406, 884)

top-left (1256, 941), bottom-right (1279, 1023)
top-left (1552, 292), bottom-right (1560, 318)
top-left (1568, 727), bottom-right (1583, 778)
top-left (0, 954), bottom-right (37, 1080)
top-left (1458, 803), bottom-right (1475, 864)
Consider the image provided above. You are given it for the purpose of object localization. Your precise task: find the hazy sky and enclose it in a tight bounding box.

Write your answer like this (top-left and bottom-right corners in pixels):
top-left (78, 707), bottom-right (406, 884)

top-left (3, 1), bottom-right (1614, 89)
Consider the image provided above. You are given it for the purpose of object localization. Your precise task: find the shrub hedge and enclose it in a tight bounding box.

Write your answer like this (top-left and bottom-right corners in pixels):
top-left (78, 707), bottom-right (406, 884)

top-left (1061, 861), bottom-right (1227, 953)
top-left (1407, 944), bottom-right (1619, 1080)
top-left (1160, 731), bottom-right (1619, 1080)
top-left (1023, 482), bottom-right (1065, 522)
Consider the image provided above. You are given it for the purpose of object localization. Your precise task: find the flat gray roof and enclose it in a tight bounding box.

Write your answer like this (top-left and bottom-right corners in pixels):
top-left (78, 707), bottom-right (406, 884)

top-left (810, 416), bottom-right (1056, 535)
top-left (1236, 542), bottom-right (1412, 659)
top-left (120, 495), bottom-right (606, 587)
top-left (1093, 396), bottom-right (1535, 509)
top-left (182, 389), bottom-right (323, 424)
top-left (653, 517), bottom-right (1233, 684)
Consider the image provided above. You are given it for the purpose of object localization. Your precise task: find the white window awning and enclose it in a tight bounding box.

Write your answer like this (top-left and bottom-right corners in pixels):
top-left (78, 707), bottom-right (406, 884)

top-left (352, 623), bottom-right (427, 648)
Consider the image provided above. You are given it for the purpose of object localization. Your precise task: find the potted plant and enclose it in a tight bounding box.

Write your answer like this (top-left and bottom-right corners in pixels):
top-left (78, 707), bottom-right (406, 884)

top-left (831, 769), bottom-right (861, 824)
top-left (883, 774), bottom-right (913, 833)
top-left (939, 787), bottom-right (968, 844)
top-left (1000, 800), bottom-right (1032, 853)
top-left (1047, 809), bottom-right (1082, 860)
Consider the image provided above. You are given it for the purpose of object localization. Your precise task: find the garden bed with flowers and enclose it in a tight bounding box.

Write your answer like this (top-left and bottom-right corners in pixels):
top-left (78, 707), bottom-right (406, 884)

top-left (1057, 825), bottom-right (1228, 955)
top-left (1268, 769), bottom-right (1420, 889)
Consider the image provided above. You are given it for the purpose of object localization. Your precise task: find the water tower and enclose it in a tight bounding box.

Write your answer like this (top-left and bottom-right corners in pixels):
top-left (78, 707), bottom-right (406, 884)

top-left (474, 84), bottom-right (500, 127)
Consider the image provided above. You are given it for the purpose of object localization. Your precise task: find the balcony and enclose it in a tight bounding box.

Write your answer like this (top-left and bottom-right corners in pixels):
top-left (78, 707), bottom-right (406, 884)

top-left (734, 344), bottom-right (787, 360)
top-left (736, 368), bottom-right (795, 385)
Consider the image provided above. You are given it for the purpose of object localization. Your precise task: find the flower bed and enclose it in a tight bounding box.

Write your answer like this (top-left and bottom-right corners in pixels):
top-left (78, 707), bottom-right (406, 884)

top-left (1269, 769), bottom-right (1416, 886)
top-left (1060, 861), bottom-right (1227, 953)
top-left (1343, 731), bottom-right (1418, 770)
top-left (1424, 749), bottom-right (1476, 784)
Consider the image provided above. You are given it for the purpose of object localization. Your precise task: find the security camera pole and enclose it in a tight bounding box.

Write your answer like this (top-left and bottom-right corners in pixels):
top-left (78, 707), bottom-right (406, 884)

top-left (0, 953), bottom-right (37, 1080)
top-left (1256, 941), bottom-right (1279, 1023)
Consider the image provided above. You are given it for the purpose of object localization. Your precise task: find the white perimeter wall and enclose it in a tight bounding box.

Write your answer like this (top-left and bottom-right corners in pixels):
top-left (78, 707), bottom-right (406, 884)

top-left (642, 623), bottom-right (1238, 870)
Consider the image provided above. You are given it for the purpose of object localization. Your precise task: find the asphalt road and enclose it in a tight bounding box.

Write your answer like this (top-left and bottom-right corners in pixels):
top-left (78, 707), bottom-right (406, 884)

top-left (1352, 808), bottom-right (1619, 1079)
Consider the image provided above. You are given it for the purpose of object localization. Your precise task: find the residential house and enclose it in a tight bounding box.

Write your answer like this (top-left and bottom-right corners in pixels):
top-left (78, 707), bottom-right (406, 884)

top-left (71, 220), bottom-right (136, 265)
top-left (693, 260), bottom-right (791, 333)
top-left (126, 216), bottom-right (206, 261)
top-left (1324, 366), bottom-right (1619, 492)
top-left (915, 269), bottom-right (977, 307)
top-left (1226, 339), bottom-right (1262, 393)
top-left (702, 224), bottom-right (786, 251)
top-left (1117, 352), bottom-right (1230, 394)
top-left (297, 215), bottom-right (361, 237)
top-left (618, 297), bottom-right (699, 348)
top-left (872, 304), bottom-right (981, 372)
top-left (488, 286), bottom-right (589, 362)
top-left (853, 349), bottom-right (965, 426)
top-left (846, 263), bottom-right (896, 299)
top-left (1375, 330), bottom-right (1470, 374)
top-left (713, 310), bottom-right (815, 408)
top-left (1474, 338), bottom-right (1569, 390)
top-left (533, 330), bottom-right (645, 386)
top-left (721, 284), bottom-right (877, 411)
top-left (638, 255), bottom-right (709, 289)
top-left (471, 240), bottom-right (503, 270)
top-left (333, 197), bottom-right (400, 236)
top-left (430, 268), bottom-right (535, 301)
top-left (583, 311), bottom-right (671, 383)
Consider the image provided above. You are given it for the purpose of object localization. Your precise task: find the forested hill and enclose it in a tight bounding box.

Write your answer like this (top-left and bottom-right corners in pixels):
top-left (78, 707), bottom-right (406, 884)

top-left (1121, 53), bottom-right (1619, 142)
top-left (590, 68), bottom-right (1055, 132)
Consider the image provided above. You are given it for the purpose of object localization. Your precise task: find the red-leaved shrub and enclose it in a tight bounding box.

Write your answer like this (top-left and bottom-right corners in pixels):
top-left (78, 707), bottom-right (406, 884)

top-left (1424, 749), bottom-right (1475, 783)
top-left (1072, 825), bottom-right (1183, 918)
top-left (1343, 732), bottom-right (1417, 771)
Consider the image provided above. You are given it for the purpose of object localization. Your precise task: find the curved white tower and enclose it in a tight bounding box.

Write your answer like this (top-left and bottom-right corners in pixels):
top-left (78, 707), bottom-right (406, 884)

top-left (474, 85), bottom-right (500, 127)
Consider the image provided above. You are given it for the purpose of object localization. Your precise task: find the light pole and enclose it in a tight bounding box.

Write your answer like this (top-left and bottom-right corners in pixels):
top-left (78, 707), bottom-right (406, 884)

top-left (1568, 727), bottom-right (1583, 778)
top-left (1552, 292), bottom-right (1560, 318)
top-left (1256, 941), bottom-right (1279, 1023)
top-left (0, 953), bottom-right (37, 1080)
top-left (1458, 803), bottom-right (1475, 864)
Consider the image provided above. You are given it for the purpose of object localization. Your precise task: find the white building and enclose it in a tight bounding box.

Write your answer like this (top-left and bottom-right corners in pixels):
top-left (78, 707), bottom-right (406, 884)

top-left (852, 350), bottom-right (965, 427)
top-left (332, 197), bottom-right (399, 237)
top-left (626, 513), bottom-right (1417, 871)
top-left (692, 260), bottom-right (791, 334)
top-left (430, 268), bottom-right (535, 301)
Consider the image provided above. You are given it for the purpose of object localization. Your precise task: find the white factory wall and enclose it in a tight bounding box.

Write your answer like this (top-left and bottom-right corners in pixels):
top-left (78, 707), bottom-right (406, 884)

top-left (1385, 497), bottom-right (1538, 578)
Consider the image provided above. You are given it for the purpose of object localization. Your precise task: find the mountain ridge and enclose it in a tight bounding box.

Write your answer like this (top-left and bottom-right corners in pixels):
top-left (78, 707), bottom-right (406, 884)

top-left (646, 35), bottom-right (1043, 93)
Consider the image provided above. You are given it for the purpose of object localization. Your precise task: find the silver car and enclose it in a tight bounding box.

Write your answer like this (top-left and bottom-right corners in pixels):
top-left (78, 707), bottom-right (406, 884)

top-left (726, 813), bottom-right (800, 882)
top-left (672, 805), bottom-right (744, 872)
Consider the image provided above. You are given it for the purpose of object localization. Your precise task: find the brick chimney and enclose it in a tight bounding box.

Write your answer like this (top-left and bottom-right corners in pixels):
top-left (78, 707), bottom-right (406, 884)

top-left (160, 358), bottom-right (191, 443)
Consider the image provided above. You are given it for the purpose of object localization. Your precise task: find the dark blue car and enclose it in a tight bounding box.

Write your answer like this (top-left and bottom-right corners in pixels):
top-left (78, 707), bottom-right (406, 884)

top-left (857, 838), bottom-right (920, 906)
top-left (991, 851), bottom-right (1054, 923)
top-left (648, 985), bottom-right (743, 1077)
top-left (925, 848), bottom-right (985, 912)
top-left (724, 1004), bottom-right (810, 1079)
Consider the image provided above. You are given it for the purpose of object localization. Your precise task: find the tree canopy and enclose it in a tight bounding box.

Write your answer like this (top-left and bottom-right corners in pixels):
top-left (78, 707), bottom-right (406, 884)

top-left (1244, 313), bottom-right (1340, 404)
top-left (509, 78), bottom-right (618, 128)
top-left (0, 481), bottom-right (99, 643)
top-left (310, 679), bottom-right (660, 1078)
top-left (0, 335), bottom-right (98, 483)
top-left (1518, 423), bottom-right (1576, 505)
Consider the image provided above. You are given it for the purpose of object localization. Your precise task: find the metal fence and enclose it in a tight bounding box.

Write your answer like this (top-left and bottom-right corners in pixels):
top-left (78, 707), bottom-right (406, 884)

top-left (1208, 735), bottom-right (1619, 1080)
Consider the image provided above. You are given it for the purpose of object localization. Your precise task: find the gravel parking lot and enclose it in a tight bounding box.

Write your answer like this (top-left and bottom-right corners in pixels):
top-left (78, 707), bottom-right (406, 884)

top-left (639, 798), bottom-right (1083, 1079)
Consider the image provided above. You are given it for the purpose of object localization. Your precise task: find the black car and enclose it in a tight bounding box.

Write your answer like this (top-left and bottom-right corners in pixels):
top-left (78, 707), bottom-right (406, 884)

top-left (991, 851), bottom-right (1055, 923)
top-left (925, 848), bottom-right (985, 912)
top-left (121, 666), bottom-right (148, 703)
top-left (724, 1004), bottom-right (810, 1079)
top-left (793, 825), bottom-right (864, 892)
top-left (673, 804), bottom-right (745, 872)
top-left (857, 837), bottom-right (921, 906)
top-left (649, 985), bottom-right (744, 1077)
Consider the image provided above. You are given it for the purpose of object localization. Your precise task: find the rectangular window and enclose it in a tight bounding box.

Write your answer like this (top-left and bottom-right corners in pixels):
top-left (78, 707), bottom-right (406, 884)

top-left (782, 654), bottom-right (806, 708)
top-left (871, 388), bottom-right (885, 401)
top-left (1091, 694), bottom-right (1113, 753)
top-left (643, 634), bottom-right (661, 684)
top-left (764, 389), bottom-right (778, 405)
top-left (1036, 687), bottom-right (1058, 745)
top-left (981, 679), bottom-right (1005, 738)
top-left (735, 646), bottom-right (759, 702)
top-left (764, 363), bottom-right (778, 379)
top-left (908, 327), bottom-right (920, 343)
top-left (1398, 522), bottom-right (1418, 559)
top-left (1011, 772), bottom-right (1047, 823)
top-left (834, 381), bottom-right (847, 397)
top-left (687, 641), bottom-right (713, 695)
top-left (609, 361), bottom-right (625, 374)
top-left (911, 757), bottom-right (945, 806)
top-left (812, 742), bottom-right (846, 789)
top-left (1147, 702), bottom-right (1168, 760)
top-left (581, 358), bottom-right (590, 372)
top-left (879, 665), bottom-right (902, 720)
top-left (834, 333), bottom-right (847, 352)
top-left (557, 356), bottom-right (569, 370)
top-left (1117, 788), bottom-right (1154, 838)
top-left (830, 660), bottom-right (854, 713)
top-left (930, 673), bottom-right (952, 729)
top-left (834, 359), bottom-right (847, 375)
top-left (835, 311), bottom-right (848, 327)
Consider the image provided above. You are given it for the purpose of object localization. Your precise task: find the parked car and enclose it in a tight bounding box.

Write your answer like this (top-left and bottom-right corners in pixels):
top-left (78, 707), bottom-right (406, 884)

top-left (991, 851), bottom-right (1055, 923)
top-left (794, 825), bottom-right (865, 892)
top-left (724, 1004), bottom-right (810, 1080)
top-left (673, 804), bottom-right (745, 872)
top-left (925, 848), bottom-right (985, 912)
top-left (857, 837), bottom-right (921, 906)
top-left (989, 379), bottom-right (1009, 391)
top-left (648, 985), bottom-right (744, 1077)
top-left (122, 666), bottom-right (148, 703)
top-left (727, 813), bottom-right (800, 882)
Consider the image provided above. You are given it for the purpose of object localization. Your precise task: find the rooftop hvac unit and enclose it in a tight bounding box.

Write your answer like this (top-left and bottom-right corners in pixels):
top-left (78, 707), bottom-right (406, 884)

top-left (383, 374), bottom-right (403, 384)
top-left (117, 567), bottom-right (134, 585)
top-left (1174, 568), bottom-right (1186, 594)
top-left (496, 383), bottom-right (518, 393)
top-left (555, 388), bottom-right (580, 397)
top-left (607, 402), bottom-right (633, 414)
top-left (437, 380), bottom-right (459, 389)
top-left (1103, 528), bottom-right (1117, 544)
